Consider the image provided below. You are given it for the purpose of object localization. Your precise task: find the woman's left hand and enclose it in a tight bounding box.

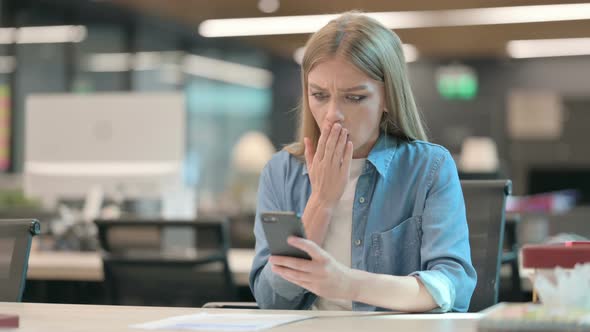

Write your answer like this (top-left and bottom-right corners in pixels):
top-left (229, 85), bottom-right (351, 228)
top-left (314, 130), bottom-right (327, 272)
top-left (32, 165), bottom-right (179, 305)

top-left (269, 236), bottom-right (357, 301)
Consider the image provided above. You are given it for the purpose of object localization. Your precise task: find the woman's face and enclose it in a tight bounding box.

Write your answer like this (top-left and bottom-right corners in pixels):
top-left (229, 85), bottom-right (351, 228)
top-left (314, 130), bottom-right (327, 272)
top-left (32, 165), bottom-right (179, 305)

top-left (307, 56), bottom-right (385, 159)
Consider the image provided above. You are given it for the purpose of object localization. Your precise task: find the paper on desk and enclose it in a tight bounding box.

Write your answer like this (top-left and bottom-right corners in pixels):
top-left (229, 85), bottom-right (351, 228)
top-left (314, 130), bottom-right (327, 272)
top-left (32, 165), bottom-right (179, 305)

top-left (130, 312), bottom-right (312, 331)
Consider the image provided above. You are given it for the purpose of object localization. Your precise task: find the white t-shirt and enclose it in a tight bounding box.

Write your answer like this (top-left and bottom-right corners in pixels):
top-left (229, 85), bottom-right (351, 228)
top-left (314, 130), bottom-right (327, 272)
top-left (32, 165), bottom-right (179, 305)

top-left (311, 158), bottom-right (366, 311)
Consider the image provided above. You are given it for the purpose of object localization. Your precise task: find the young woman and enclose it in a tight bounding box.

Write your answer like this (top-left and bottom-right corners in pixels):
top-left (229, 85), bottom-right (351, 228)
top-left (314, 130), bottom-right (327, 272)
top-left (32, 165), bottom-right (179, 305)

top-left (249, 12), bottom-right (476, 312)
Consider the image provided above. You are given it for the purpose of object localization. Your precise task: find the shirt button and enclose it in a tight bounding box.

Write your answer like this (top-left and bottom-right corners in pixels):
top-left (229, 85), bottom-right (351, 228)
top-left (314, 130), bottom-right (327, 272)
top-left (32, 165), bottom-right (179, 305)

top-left (358, 197), bottom-right (365, 204)
top-left (354, 239), bottom-right (362, 246)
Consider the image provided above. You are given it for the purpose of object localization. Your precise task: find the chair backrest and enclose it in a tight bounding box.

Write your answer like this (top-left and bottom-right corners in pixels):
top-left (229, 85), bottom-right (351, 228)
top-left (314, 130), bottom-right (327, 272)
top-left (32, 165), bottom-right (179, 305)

top-left (0, 219), bottom-right (40, 302)
top-left (94, 218), bottom-right (237, 307)
top-left (228, 213), bottom-right (256, 249)
top-left (461, 180), bottom-right (511, 312)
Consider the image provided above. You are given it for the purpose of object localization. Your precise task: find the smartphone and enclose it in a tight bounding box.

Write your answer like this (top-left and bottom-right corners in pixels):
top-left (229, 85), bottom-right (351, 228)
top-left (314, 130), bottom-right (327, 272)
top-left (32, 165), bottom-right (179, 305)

top-left (261, 211), bottom-right (311, 260)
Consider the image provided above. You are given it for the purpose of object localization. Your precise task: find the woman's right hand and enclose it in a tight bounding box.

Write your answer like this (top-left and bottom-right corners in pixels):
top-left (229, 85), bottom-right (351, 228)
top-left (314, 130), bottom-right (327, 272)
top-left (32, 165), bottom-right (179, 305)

top-left (304, 123), bottom-right (354, 210)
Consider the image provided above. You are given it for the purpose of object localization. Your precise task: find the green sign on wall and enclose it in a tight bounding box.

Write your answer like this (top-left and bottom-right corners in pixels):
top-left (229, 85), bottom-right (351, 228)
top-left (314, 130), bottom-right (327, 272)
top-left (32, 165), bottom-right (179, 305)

top-left (436, 64), bottom-right (478, 100)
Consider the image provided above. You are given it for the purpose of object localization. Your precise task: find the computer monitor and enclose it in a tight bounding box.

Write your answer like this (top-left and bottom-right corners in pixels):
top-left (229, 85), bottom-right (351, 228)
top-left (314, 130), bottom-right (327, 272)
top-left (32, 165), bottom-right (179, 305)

top-left (24, 92), bottom-right (185, 209)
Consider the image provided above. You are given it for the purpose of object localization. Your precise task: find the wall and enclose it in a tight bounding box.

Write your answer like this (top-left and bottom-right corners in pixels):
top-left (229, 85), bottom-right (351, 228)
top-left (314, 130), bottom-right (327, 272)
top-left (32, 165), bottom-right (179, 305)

top-left (266, 55), bottom-right (590, 197)
top-left (409, 56), bottom-right (590, 195)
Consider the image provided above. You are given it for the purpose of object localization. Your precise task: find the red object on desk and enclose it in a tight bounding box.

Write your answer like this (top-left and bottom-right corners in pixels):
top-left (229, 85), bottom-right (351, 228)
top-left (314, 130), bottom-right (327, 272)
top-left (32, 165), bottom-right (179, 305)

top-left (564, 241), bottom-right (590, 247)
top-left (522, 242), bottom-right (590, 269)
top-left (0, 314), bottom-right (19, 328)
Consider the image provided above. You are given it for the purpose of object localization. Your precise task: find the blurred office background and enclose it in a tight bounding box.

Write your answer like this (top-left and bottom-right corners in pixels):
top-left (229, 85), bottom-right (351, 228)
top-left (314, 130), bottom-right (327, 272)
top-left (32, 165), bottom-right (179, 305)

top-left (0, 0), bottom-right (589, 306)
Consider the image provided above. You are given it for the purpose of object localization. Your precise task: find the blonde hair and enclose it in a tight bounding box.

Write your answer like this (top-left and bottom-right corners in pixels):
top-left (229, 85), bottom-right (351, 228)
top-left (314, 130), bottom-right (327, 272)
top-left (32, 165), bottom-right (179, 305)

top-left (284, 12), bottom-right (427, 158)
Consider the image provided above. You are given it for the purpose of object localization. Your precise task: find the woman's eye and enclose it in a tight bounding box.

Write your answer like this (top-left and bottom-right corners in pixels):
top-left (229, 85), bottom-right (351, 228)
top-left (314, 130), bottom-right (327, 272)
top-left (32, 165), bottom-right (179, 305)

top-left (311, 93), bottom-right (328, 101)
top-left (346, 95), bottom-right (366, 103)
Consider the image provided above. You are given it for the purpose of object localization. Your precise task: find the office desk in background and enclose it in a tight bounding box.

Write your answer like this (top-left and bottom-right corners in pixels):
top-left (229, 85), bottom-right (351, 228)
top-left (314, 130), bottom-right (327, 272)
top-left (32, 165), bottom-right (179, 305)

top-left (0, 302), bottom-right (481, 332)
top-left (27, 249), bottom-right (255, 286)
top-left (28, 248), bottom-right (535, 292)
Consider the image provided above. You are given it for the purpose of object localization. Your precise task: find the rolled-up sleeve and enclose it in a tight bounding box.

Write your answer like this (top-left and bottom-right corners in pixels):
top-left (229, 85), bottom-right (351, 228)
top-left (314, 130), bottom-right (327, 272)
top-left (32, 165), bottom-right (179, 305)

top-left (249, 157), bottom-right (313, 309)
top-left (410, 150), bottom-right (477, 312)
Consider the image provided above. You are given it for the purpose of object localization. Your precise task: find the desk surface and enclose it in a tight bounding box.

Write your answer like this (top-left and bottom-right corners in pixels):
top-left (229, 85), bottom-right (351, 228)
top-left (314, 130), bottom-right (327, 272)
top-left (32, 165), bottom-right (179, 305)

top-left (27, 249), bottom-right (254, 286)
top-left (0, 302), bottom-right (481, 332)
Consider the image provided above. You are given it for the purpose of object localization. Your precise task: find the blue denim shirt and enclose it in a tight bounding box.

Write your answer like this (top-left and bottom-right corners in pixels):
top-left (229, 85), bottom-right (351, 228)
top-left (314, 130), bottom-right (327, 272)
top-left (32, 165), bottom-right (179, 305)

top-left (249, 133), bottom-right (477, 312)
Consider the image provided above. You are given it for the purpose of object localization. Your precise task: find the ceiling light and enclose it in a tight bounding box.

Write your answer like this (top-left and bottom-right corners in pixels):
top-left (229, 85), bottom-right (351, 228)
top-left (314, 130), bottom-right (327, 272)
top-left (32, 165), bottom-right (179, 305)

top-left (15, 25), bottom-right (86, 44)
top-left (84, 53), bottom-right (131, 72)
top-left (83, 51), bottom-right (183, 72)
top-left (82, 51), bottom-right (273, 88)
top-left (292, 47), bottom-right (305, 65)
top-left (0, 25), bottom-right (86, 44)
top-left (182, 54), bottom-right (273, 89)
top-left (0, 28), bottom-right (15, 43)
top-left (507, 38), bottom-right (590, 58)
top-left (258, 0), bottom-right (280, 14)
top-left (200, 15), bottom-right (338, 37)
top-left (199, 3), bottom-right (590, 37)
top-left (402, 44), bottom-right (419, 63)
top-left (134, 52), bottom-right (163, 71)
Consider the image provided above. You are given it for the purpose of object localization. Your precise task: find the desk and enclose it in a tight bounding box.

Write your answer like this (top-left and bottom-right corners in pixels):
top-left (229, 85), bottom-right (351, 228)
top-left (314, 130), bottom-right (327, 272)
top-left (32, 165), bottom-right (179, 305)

top-left (27, 249), bottom-right (254, 286)
top-left (0, 302), bottom-right (481, 332)
top-left (28, 249), bottom-right (534, 293)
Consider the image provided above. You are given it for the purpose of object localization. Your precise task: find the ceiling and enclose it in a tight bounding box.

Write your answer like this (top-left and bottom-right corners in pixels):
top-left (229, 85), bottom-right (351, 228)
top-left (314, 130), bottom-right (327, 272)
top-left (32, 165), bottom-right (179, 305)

top-left (108, 0), bottom-right (590, 60)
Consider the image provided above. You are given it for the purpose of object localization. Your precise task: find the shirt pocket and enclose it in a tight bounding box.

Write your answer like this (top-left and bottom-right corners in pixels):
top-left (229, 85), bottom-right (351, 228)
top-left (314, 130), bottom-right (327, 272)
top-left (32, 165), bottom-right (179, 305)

top-left (368, 216), bottom-right (422, 275)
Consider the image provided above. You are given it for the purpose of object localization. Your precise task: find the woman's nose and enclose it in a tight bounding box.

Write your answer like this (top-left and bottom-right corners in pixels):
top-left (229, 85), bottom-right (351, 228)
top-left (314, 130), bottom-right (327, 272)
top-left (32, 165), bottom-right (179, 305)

top-left (325, 100), bottom-right (344, 123)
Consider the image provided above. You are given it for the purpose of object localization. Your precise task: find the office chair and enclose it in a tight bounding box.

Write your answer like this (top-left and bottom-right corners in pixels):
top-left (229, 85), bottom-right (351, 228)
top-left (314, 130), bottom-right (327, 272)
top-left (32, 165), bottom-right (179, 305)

top-left (460, 172), bottom-right (521, 300)
top-left (95, 218), bottom-right (238, 307)
top-left (0, 219), bottom-right (41, 302)
top-left (228, 213), bottom-right (256, 249)
top-left (462, 180), bottom-right (511, 312)
top-left (205, 180), bottom-right (512, 312)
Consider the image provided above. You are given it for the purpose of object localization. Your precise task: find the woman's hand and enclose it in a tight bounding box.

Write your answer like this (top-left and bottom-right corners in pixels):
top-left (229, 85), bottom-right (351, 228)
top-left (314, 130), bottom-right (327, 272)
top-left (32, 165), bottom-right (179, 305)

top-left (301, 123), bottom-right (354, 245)
top-left (269, 236), bottom-right (357, 301)
top-left (304, 123), bottom-right (354, 208)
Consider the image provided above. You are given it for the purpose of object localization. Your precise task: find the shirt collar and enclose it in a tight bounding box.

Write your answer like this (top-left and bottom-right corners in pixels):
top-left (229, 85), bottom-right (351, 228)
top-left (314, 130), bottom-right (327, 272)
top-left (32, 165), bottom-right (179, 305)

top-left (301, 132), bottom-right (398, 177)
top-left (366, 132), bottom-right (398, 177)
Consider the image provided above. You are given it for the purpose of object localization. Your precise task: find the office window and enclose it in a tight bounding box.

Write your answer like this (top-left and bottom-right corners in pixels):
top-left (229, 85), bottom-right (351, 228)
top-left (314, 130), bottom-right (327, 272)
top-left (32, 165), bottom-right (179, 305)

top-left (73, 25), bottom-right (128, 92)
top-left (132, 19), bottom-right (182, 92)
top-left (185, 73), bottom-right (272, 205)
top-left (13, 43), bottom-right (67, 171)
